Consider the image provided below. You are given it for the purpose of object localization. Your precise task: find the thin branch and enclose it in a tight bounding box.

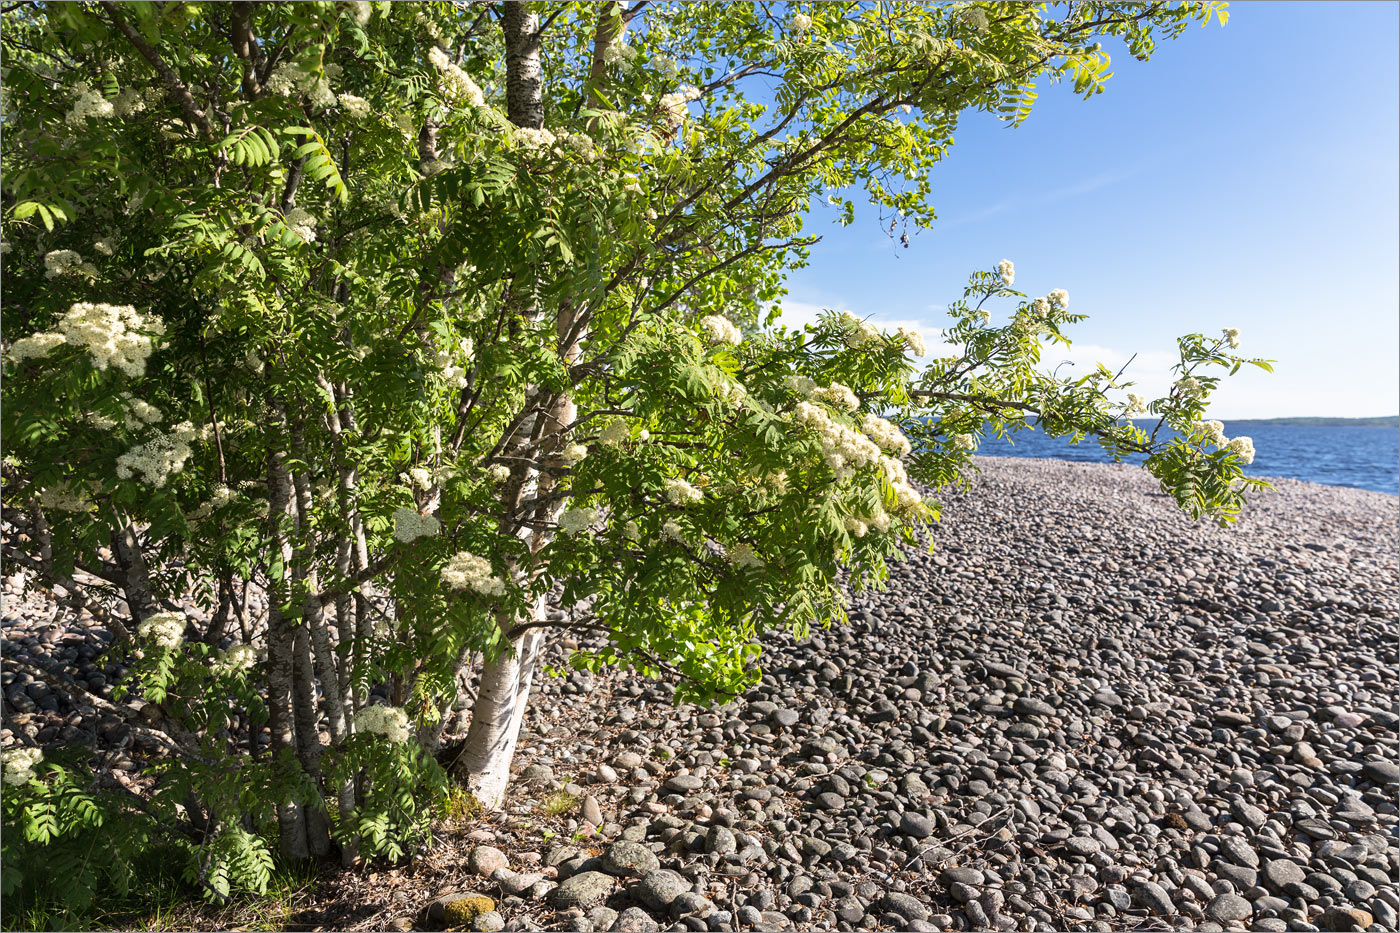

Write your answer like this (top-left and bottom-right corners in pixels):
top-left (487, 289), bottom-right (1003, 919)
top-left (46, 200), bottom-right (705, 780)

top-left (100, 1), bottom-right (214, 141)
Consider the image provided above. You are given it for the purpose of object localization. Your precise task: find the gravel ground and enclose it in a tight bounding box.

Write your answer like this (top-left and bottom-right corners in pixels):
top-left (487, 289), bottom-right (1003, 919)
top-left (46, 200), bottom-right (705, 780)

top-left (4, 457), bottom-right (1398, 932)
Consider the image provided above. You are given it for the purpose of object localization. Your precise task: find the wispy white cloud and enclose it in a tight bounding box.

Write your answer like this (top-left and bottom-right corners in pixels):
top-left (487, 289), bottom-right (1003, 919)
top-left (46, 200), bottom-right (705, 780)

top-left (937, 162), bottom-right (1157, 231)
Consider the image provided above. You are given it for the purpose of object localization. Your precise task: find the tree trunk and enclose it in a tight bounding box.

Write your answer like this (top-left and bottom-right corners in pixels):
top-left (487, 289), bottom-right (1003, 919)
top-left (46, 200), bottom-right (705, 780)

top-left (266, 450), bottom-right (310, 859)
top-left (292, 622), bottom-right (332, 857)
top-left (457, 598), bottom-right (546, 808)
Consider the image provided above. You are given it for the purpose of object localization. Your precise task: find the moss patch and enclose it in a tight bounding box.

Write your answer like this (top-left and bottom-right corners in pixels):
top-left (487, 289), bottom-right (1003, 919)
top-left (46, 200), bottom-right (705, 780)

top-left (442, 895), bottom-right (495, 927)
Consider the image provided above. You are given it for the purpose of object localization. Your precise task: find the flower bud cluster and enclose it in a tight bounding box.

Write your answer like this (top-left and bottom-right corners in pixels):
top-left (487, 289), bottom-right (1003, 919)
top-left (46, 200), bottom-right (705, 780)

top-left (700, 315), bottom-right (742, 346)
top-left (665, 477), bottom-right (702, 506)
top-left (896, 326), bottom-right (927, 357)
top-left (284, 208), bottom-right (318, 244)
top-left (66, 82), bottom-right (115, 125)
top-left (214, 644), bottom-right (258, 674)
top-left (39, 482), bottom-right (93, 512)
top-left (558, 506), bottom-right (599, 536)
top-left (727, 542), bottom-right (763, 569)
top-left (43, 249), bottom-right (97, 279)
top-left (441, 550), bottom-right (506, 596)
top-left (1175, 376), bottom-right (1204, 400)
top-left (2, 747), bottom-right (42, 786)
top-left (117, 422), bottom-right (200, 486)
top-left (793, 401), bottom-right (883, 482)
top-left (1226, 436), bottom-right (1255, 465)
top-left (861, 413), bottom-right (912, 456)
top-left (138, 612), bottom-right (185, 649)
top-left (837, 313), bottom-right (881, 348)
top-left (998, 259), bottom-right (1015, 287)
top-left (9, 303), bottom-right (166, 377)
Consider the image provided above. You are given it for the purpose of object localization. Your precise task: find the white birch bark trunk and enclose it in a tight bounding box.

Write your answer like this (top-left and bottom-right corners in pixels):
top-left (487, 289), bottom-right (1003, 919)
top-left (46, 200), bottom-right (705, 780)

top-left (266, 449), bottom-right (310, 859)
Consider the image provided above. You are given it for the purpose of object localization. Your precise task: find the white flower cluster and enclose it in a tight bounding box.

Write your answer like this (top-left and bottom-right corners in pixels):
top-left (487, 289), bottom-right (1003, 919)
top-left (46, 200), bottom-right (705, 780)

top-left (393, 507), bottom-right (441, 542)
top-left (433, 337), bottom-right (472, 388)
top-left (665, 477), bottom-right (702, 505)
top-left (1176, 376), bottom-right (1204, 400)
top-left (838, 313), bottom-right (882, 349)
top-left (337, 93), bottom-right (371, 118)
top-left (66, 82), bottom-right (115, 125)
top-left (861, 413), bottom-right (912, 456)
top-left (812, 382), bottom-right (859, 411)
top-left (428, 46), bottom-right (486, 107)
top-left (354, 704), bottom-right (411, 743)
top-left (44, 249), bottom-right (97, 279)
top-left (951, 433), bottom-right (977, 451)
top-left (441, 550), bottom-right (506, 596)
top-left (1192, 419), bottom-right (1227, 446)
top-left (654, 54), bottom-right (679, 78)
top-left (558, 443), bottom-right (588, 466)
top-left (896, 326), bottom-right (927, 357)
top-left (601, 40), bottom-right (639, 70)
top-left (408, 467), bottom-right (434, 490)
top-left (791, 12), bottom-right (812, 33)
top-left (93, 237), bottom-right (117, 256)
top-left (113, 86), bottom-right (157, 119)
top-left (284, 208), bottom-right (318, 243)
top-left (56, 303), bottom-right (165, 375)
top-left (39, 482), bottom-right (93, 512)
top-left (599, 421), bottom-right (631, 445)
top-left (561, 131), bottom-right (597, 161)
top-left (661, 519), bottom-right (685, 542)
top-left (1226, 435), bottom-right (1255, 465)
top-left (214, 643), bottom-right (257, 674)
top-left (488, 463), bottom-right (512, 483)
top-left (1222, 327), bottom-right (1241, 349)
top-left (658, 85), bottom-right (702, 130)
top-left (514, 126), bottom-right (556, 151)
top-left (2, 747), bottom-right (42, 786)
top-left (786, 375), bottom-right (860, 412)
top-left (700, 315), bottom-right (742, 346)
top-left (794, 400), bottom-right (884, 482)
top-left (121, 393), bottom-right (163, 430)
top-left (1048, 289), bottom-right (1069, 309)
top-left (879, 456), bottom-right (923, 514)
top-left (558, 506), bottom-right (598, 536)
top-left (728, 542), bottom-right (763, 569)
top-left (266, 62), bottom-right (335, 107)
top-left (1125, 393), bottom-right (1148, 415)
top-left (1031, 296), bottom-right (1050, 316)
top-left (5, 331), bottom-right (67, 363)
top-left (117, 422), bottom-right (199, 486)
top-left (138, 612), bottom-right (185, 649)
top-left (998, 259), bottom-right (1015, 287)
top-left (624, 520), bottom-right (641, 540)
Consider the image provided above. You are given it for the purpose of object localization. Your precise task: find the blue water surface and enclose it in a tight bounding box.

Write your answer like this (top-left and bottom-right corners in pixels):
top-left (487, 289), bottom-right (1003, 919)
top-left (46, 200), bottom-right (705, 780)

top-left (974, 422), bottom-right (1399, 496)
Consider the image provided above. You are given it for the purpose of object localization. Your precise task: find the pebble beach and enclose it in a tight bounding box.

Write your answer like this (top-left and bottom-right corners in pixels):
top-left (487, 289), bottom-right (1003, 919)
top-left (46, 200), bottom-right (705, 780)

top-left (4, 457), bottom-right (1398, 932)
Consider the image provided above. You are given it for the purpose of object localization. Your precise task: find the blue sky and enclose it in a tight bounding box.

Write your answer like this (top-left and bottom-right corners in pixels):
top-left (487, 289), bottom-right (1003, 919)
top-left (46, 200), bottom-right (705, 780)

top-left (774, 2), bottom-right (1400, 419)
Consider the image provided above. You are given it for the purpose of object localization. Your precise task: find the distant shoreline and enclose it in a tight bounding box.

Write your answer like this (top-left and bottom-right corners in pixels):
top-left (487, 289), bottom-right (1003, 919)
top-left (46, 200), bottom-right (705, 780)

top-left (1215, 416), bottom-right (1399, 427)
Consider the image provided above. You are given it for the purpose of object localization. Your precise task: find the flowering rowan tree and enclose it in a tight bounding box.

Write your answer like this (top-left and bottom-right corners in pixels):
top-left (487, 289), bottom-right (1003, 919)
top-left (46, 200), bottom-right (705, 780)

top-left (2, 0), bottom-right (1262, 889)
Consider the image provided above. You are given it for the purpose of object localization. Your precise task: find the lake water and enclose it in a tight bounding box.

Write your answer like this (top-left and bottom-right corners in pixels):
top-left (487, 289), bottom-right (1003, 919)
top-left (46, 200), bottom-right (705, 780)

top-left (974, 422), bottom-right (1399, 495)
